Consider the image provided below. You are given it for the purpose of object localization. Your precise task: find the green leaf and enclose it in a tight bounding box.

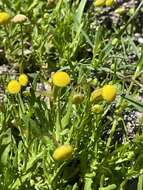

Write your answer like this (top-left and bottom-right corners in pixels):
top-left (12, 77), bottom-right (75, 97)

top-left (81, 29), bottom-right (93, 47)
top-left (74, 0), bottom-right (87, 26)
top-left (84, 177), bottom-right (93, 190)
top-left (27, 0), bottom-right (38, 11)
top-left (138, 174), bottom-right (143, 190)
top-left (72, 183), bottom-right (78, 190)
top-left (1, 144), bottom-right (11, 165)
top-left (99, 184), bottom-right (117, 190)
top-left (61, 97), bottom-right (73, 128)
top-left (121, 94), bottom-right (143, 112)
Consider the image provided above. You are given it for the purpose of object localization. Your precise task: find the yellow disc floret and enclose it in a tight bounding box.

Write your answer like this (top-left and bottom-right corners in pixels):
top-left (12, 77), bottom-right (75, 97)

top-left (7, 80), bottom-right (21, 94)
top-left (53, 145), bottom-right (73, 161)
top-left (18, 74), bottom-right (28, 86)
top-left (52, 71), bottom-right (70, 87)
top-left (0, 12), bottom-right (10, 25)
top-left (102, 84), bottom-right (117, 102)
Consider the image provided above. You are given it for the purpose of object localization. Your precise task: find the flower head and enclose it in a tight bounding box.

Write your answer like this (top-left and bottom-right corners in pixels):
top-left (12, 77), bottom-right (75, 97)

top-left (102, 84), bottom-right (117, 102)
top-left (72, 93), bottom-right (84, 104)
top-left (12, 14), bottom-right (27, 23)
top-left (18, 74), bottom-right (28, 86)
top-left (90, 88), bottom-right (103, 102)
top-left (105, 0), bottom-right (114, 6)
top-left (7, 80), bottom-right (21, 94)
top-left (0, 12), bottom-right (10, 25)
top-left (53, 145), bottom-right (73, 161)
top-left (94, 0), bottom-right (105, 7)
top-left (91, 104), bottom-right (104, 114)
top-left (115, 7), bottom-right (126, 15)
top-left (52, 71), bottom-right (70, 87)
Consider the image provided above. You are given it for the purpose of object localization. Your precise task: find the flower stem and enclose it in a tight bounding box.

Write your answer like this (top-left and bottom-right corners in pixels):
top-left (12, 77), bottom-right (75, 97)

top-left (105, 120), bottom-right (117, 153)
top-left (4, 25), bottom-right (10, 51)
top-left (20, 24), bottom-right (24, 73)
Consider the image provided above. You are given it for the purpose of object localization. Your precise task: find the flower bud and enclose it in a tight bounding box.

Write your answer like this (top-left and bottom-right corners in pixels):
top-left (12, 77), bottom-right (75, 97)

top-left (106, 0), bottom-right (114, 7)
top-left (115, 7), bottom-right (126, 14)
top-left (53, 145), bottom-right (73, 161)
top-left (72, 94), bottom-right (84, 104)
top-left (91, 104), bottom-right (104, 114)
top-left (90, 88), bottom-right (103, 103)
top-left (94, 0), bottom-right (105, 7)
top-left (111, 38), bottom-right (118, 46)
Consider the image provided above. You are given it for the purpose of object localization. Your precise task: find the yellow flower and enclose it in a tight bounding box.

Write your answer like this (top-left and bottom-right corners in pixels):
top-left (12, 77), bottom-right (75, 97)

top-left (7, 80), bottom-right (21, 94)
top-left (102, 84), bottom-right (117, 102)
top-left (53, 145), bottom-right (73, 161)
top-left (94, 0), bottom-right (105, 7)
top-left (90, 88), bottom-right (103, 102)
top-left (114, 7), bottom-right (126, 15)
top-left (52, 71), bottom-right (70, 87)
top-left (12, 14), bottom-right (27, 23)
top-left (18, 74), bottom-right (28, 86)
top-left (0, 12), bottom-right (11, 25)
top-left (91, 104), bottom-right (104, 114)
top-left (72, 93), bottom-right (84, 104)
top-left (105, 0), bottom-right (114, 6)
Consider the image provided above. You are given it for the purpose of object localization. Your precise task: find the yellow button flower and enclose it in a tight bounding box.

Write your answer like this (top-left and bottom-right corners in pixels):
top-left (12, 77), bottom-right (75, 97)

top-left (114, 7), bottom-right (126, 15)
top-left (52, 71), bottom-right (70, 87)
top-left (90, 88), bottom-right (103, 102)
top-left (18, 74), bottom-right (28, 86)
top-left (0, 12), bottom-right (10, 25)
top-left (7, 80), bottom-right (21, 94)
top-left (53, 145), bottom-right (73, 161)
top-left (94, 0), bottom-right (105, 7)
top-left (105, 0), bottom-right (114, 6)
top-left (102, 84), bottom-right (117, 102)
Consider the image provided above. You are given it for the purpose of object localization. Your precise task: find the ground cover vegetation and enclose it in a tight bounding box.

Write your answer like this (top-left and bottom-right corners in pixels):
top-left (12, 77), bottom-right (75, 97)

top-left (0, 0), bottom-right (143, 189)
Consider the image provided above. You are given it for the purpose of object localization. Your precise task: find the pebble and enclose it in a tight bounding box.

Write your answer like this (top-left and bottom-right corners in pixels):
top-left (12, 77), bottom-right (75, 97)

top-left (0, 64), bottom-right (9, 74)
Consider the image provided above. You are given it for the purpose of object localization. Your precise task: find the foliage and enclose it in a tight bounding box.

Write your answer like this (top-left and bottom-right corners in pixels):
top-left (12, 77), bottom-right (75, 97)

top-left (0, 0), bottom-right (143, 189)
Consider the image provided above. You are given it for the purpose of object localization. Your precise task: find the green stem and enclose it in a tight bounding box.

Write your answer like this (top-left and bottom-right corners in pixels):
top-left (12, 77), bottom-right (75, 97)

top-left (58, 93), bottom-right (62, 129)
top-left (20, 24), bottom-right (24, 73)
top-left (126, 66), bottom-right (140, 95)
top-left (4, 25), bottom-right (10, 51)
top-left (105, 120), bottom-right (117, 153)
top-left (100, 174), bottom-right (105, 187)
